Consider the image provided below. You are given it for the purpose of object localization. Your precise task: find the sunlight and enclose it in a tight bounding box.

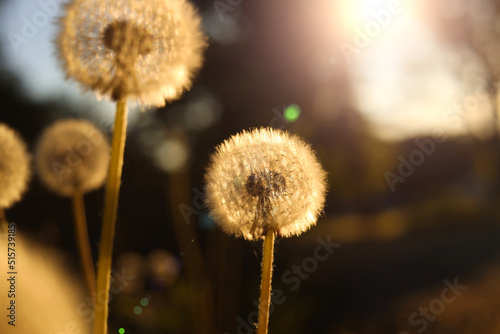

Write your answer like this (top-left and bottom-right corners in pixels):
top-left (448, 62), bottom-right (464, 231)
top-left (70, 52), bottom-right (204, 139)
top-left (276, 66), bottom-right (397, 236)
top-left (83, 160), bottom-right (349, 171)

top-left (333, 0), bottom-right (494, 141)
top-left (339, 0), bottom-right (396, 27)
top-left (336, 0), bottom-right (418, 38)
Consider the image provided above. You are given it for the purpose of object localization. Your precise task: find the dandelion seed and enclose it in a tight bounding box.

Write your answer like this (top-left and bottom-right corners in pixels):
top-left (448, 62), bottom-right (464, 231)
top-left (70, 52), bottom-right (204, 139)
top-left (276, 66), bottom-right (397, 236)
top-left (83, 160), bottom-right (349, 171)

top-left (0, 124), bottom-right (31, 209)
top-left (205, 127), bottom-right (328, 240)
top-left (56, 0), bottom-right (207, 106)
top-left (35, 119), bottom-right (110, 197)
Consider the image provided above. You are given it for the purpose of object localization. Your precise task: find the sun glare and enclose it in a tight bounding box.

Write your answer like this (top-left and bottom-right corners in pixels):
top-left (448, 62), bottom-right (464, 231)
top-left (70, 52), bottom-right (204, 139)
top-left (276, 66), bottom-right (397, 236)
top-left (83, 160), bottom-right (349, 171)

top-left (341, 0), bottom-right (494, 141)
top-left (339, 0), bottom-right (392, 26)
top-left (336, 0), bottom-right (419, 38)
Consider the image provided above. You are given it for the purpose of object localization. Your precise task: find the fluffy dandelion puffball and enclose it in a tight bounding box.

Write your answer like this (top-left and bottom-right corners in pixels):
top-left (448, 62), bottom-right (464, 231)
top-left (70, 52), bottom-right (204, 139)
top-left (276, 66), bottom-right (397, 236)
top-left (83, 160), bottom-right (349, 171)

top-left (205, 128), bottom-right (327, 241)
top-left (0, 124), bottom-right (31, 209)
top-left (36, 119), bottom-right (110, 197)
top-left (56, 0), bottom-right (207, 106)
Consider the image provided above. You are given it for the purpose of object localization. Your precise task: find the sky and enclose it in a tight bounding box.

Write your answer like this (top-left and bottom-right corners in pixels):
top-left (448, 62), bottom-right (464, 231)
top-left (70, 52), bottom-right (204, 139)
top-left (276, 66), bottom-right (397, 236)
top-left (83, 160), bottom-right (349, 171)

top-left (2, 0), bottom-right (83, 98)
top-left (0, 0), bottom-right (127, 125)
top-left (0, 0), bottom-right (495, 141)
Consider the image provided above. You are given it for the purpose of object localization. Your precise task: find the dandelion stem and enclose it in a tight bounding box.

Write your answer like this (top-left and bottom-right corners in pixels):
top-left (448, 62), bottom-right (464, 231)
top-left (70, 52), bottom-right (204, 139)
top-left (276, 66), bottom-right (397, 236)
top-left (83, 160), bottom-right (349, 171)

top-left (93, 100), bottom-right (128, 334)
top-left (257, 229), bottom-right (275, 334)
top-left (72, 190), bottom-right (96, 298)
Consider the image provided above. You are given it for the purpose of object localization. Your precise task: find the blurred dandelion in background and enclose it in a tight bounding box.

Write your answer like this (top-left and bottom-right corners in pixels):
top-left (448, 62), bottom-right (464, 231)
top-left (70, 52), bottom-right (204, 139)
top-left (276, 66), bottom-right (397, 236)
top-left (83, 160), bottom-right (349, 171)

top-left (35, 119), bottom-right (110, 197)
top-left (35, 119), bottom-right (110, 296)
top-left (0, 123), bottom-right (31, 211)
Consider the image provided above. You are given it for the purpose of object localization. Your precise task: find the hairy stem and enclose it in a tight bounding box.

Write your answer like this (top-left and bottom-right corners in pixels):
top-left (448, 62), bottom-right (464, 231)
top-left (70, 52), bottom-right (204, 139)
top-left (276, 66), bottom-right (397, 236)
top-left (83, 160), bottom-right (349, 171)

top-left (93, 100), bottom-right (128, 334)
top-left (72, 190), bottom-right (96, 298)
top-left (257, 229), bottom-right (275, 334)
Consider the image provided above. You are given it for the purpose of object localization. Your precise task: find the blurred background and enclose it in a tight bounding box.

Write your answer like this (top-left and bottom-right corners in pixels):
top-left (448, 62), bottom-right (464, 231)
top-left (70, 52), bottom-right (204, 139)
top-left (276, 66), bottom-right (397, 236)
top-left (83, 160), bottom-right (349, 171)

top-left (2, 0), bottom-right (500, 333)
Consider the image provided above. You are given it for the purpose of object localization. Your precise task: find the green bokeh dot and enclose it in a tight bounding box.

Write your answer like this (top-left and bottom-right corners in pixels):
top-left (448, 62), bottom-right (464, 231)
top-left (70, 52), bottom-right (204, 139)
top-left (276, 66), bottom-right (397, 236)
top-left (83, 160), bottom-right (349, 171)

top-left (134, 306), bottom-right (143, 315)
top-left (119, 329), bottom-right (125, 334)
top-left (284, 104), bottom-right (301, 122)
top-left (140, 298), bottom-right (149, 307)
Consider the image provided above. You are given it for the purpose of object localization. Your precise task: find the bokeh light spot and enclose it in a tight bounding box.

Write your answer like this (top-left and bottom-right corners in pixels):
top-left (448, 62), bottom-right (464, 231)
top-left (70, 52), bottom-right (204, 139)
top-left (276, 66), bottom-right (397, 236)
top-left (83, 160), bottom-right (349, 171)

top-left (134, 306), bottom-right (143, 315)
top-left (140, 298), bottom-right (149, 307)
top-left (199, 212), bottom-right (216, 231)
top-left (119, 329), bottom-right (125, 334)
top-left (154, 138), bottom-right (189, 173)
top-left (284, 104), bottom-right (301, 122)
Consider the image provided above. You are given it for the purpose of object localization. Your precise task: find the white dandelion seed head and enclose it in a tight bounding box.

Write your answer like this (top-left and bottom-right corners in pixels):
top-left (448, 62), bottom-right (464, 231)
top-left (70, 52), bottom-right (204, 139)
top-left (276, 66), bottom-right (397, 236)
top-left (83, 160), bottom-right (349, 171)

top-left (35, 119), bottom-right (110, 197)
top-left (205, 128), bottom-right (328, 241)
top-left (56, 0), bottom-right (207, 106)
top-left (0, 124), bottom-right (31, 209)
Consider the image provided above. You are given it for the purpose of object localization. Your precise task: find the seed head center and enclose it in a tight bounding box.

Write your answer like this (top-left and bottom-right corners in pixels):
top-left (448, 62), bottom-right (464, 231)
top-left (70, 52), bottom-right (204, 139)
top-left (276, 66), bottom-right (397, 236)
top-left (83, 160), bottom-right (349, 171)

top-left (245, 171), bottom-right (286, 198)
top-left (103, 20), bottom-right (154, 57)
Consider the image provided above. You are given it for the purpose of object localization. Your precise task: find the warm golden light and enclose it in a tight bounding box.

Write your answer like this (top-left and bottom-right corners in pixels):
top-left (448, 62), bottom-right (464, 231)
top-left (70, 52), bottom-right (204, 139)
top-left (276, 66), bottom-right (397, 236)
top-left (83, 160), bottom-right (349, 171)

top-left (333, 0), bottom-right (493, 141)
top-left (338, 0), bottom-right (394, 28)
top-left (336, 0), bottom-right (418, 38)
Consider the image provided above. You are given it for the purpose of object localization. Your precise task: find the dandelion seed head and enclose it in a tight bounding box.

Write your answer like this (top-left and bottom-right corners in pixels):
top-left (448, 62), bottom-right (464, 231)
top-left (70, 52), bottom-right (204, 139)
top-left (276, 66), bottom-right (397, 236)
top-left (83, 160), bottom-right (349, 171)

top-left (35, 119), bottom-right (110, 197)
top-left (0, 124), bottom-right (31, 209)
top-left (56, 0), bottom-right (207, 106)
top-left (205, 128), bottom-right (328, 241)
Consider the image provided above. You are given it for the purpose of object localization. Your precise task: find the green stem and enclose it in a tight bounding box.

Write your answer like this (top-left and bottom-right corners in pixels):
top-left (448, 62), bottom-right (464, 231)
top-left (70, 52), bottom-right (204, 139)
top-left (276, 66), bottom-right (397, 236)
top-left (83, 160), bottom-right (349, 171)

top-left (72, 190), bottom-right (96, 298)
top-left (257, 229), bottom-right (275, 334)
top-left (93, 100), bottom-right (128, 334)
